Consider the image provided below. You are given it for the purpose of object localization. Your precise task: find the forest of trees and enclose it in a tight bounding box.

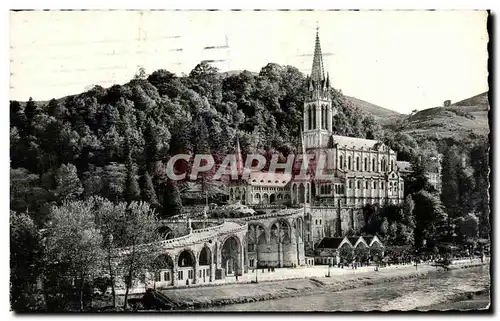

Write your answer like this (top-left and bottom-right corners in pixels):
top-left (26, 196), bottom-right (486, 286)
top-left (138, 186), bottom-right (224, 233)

top-left (10, 62), bottom-right (491, 311)
top-left (10, 62), bottom-right (383, 226)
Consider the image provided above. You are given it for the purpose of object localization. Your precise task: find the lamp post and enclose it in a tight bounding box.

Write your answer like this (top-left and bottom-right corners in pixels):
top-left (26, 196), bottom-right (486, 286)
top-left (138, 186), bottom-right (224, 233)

top-left (255, 258), bottom-right (258, 283)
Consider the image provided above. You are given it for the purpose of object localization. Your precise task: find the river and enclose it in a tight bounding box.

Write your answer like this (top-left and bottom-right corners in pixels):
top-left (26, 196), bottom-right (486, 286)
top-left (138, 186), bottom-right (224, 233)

top-left (204, 265), bottom-right (490, 312)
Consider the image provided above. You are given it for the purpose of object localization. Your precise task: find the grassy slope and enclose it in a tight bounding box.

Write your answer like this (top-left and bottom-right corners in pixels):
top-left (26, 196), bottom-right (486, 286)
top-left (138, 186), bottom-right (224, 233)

top-left (386, 92), bottom-right (490, 142)
top-left (345, 95), bottom-right (402, 122)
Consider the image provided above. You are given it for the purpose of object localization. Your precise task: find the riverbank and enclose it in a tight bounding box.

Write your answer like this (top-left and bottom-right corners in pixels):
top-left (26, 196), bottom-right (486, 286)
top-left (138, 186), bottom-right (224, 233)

top-left (156, 259), bottom-right (488, 310)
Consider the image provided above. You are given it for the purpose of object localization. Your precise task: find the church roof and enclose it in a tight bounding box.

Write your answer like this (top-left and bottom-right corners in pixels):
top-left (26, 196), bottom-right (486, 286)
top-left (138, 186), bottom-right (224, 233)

top-left (363, 236), bottom-right (374, 245)
top-left (331, 135), bottom-right (385, 150)
top-left (316, 237), bottom-right (352, 249)
top-left (247, 172), bottom-right (292, 187)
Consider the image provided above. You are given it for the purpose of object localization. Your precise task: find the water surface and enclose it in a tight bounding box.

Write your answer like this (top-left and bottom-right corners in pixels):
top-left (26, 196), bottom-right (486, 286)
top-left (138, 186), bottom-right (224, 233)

top-left (204, 266), bottom-right (490, 311)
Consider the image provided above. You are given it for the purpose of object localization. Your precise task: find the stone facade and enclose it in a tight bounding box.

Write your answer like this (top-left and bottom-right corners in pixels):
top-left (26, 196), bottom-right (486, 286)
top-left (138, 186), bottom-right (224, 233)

top-left (228, 29), bottom-right (406, 250)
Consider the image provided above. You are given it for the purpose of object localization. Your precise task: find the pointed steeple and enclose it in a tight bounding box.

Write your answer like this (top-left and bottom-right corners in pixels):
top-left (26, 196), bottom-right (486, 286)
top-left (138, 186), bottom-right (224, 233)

top-left (310, 26), bottom-right (325, 84)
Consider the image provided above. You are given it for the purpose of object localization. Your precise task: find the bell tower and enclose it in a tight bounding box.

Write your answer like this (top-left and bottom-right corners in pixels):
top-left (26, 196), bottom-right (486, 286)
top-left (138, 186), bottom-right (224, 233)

top-left (303, 27), bottom-right (336, 150)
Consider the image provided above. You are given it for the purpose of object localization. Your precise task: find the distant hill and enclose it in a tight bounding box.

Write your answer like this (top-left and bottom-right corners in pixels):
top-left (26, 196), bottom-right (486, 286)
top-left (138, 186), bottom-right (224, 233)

top-left (392, 92), bottom-right (490, 142)
top-left (452, 91), bottom-right (489, 107)
top-left (345, 95), bottom-right (402, 122)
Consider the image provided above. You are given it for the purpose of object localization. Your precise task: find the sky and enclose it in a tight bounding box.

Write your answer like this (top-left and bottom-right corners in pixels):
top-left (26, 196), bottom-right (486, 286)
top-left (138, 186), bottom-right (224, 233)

top-left (9, 10), bottom-right (489, 114)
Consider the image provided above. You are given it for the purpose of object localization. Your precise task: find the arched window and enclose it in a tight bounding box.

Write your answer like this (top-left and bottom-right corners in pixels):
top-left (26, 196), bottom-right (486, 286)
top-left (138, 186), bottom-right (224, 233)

top-left (391, 159), bottom-right (394, 171)
top-left (348, 156), bottom-right (352, 170)
top-left (356, 157), bottom-right (360, 171)
top-left (313, 105), bottom-right (317, 129)
top-left (349, 180), bottom-right (352, 188)
top-left (381, 182), bottom-right (384, 189)
top-left (365, 181), bottom-right (369, 189)
top-left (357, 180), bottom-right (361, 189)
top-left (339, 155), bottom-right (343, 169)
top-left (364, 157), bottom-right (368, 171)
top-left (308, 106), bottom-right (312, 130)
top-left (320, 106), bottom-right (324, 129)
top-left (372, 158), bottom-right (376, 172)
top-left (374, 182), bottom-right (377, 189)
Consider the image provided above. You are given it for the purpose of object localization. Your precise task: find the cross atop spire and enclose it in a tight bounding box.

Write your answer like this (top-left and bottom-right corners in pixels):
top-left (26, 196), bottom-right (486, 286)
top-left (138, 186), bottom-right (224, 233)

top-left (310, 26), bottom-right (325, 84)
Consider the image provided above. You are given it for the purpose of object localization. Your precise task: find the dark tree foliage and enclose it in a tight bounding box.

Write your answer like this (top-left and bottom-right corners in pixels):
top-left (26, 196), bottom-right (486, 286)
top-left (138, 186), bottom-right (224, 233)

top-left (10, 211), bottom-right (45, 312)
top-left (10, 62), bottom-right (377, 224)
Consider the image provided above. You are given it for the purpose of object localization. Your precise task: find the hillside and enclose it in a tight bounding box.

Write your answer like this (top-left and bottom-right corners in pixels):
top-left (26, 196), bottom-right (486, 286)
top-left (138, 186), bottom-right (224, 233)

top-left (452, 91), bottom-right (489, 107)
top-left (345, 95), bottom-right (402, 122)
top-left (392, 92), bottom-right (490, 143)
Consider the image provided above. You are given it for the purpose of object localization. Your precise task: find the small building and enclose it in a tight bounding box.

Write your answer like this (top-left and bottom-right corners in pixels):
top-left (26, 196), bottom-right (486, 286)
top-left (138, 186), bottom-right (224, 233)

top-left (314, 236), bottom-right (384, 265)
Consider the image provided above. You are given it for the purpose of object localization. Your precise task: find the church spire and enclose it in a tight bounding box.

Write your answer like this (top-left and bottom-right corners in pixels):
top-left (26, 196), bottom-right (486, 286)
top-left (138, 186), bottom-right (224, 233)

top-left (310, 26), bottom-right (325, 84)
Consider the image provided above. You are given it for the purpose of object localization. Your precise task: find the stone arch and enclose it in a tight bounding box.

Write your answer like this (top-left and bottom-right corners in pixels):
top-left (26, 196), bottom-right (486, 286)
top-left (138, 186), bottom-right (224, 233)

top-left (294, 217), bottom-right (304, 240)
top-left (263, 193), bottom-right (269, 204)
top-left (153, 253), bottom-right (174, 286)
top-left (270, 193), bottom-right (276, 204)
top-left (198, 246), bottom-right (212, 283)
top-left (198, 246), bottom-right (212, 266)
top-left (254, 192), bottom-right (261, 204)
top-left (221, 234), bottom-right (242, 276)
top-left (298, 183), bottom-right (305, 204)
top-left (158, 226), bottom-right (174, 240)
top-left (177, 249), bottom-right (196, 268)
top-left (248, 223), bottom-right (268, 249)
top-left (270, 219), bottom-right (291, 244)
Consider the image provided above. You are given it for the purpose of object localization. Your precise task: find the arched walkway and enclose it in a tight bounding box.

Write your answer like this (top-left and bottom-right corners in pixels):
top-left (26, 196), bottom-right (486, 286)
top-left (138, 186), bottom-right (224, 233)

top-left (177, 249), bottom-right (196, 285)
top-left (263, 193), bottom-right (269, 205)
top-left (153, 254), bottom-right (174, 286)
top-left (298, 184), bottom-right (305, 204)
top-left (221, 235), bottom-right (242, 276)
top-left (158, 226), bottom-right (174, 240)
top-left (198, 246), bottom-right (212, 283)
top-left (270, 219), bottom-right (292, 267)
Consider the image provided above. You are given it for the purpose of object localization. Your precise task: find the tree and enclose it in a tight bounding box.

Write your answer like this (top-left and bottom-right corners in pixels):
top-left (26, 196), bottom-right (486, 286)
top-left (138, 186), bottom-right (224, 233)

top-left (93, 197), bottom-right (127, 308)
top-left (124, 137), bottom-right (141, 203)
top-left (25, 97), bottom-right (39, 124)
top-left (55, 164), bottom-right (83, 201)
top-left (45, 200), bottom-right (104, 311)
top-left (113, 202), bottom-right (160, 309)
top-left (161, 179), bottom-right (183, 218)
top-left (103, 163), bottom-right (127, 202)
top-left (457, 213), bottom-right (479, 245)
top-left (412, 190), bottom-right (448, 249)
top-left (10, 167), bottom-right (53, 226)
top-left (10, 211), bottom-right (44, 312)
top-left (141, 171), bottom-right (159, 208)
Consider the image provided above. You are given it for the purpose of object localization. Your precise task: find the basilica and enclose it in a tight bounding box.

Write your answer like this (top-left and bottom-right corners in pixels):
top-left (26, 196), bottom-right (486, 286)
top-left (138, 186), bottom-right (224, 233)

top-left (228, 29), bottom-right (406, 250)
